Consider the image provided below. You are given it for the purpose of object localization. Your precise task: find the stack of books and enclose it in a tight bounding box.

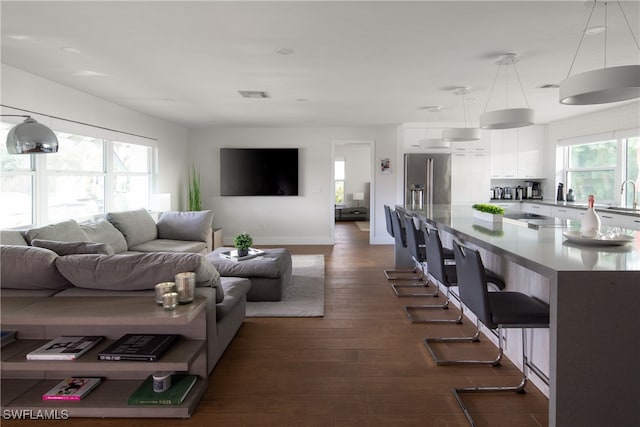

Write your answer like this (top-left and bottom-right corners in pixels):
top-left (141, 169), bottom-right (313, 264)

top-left (128, 374), bottom-right (198, 405)
top-left (1, 330), bottom-right (17, 348)
top-left (26, 336), bottom-right (103, 360)
top-left (42, 377), bottom-right (102, 401)
top-left (97, 334), bottom-right (180, 362)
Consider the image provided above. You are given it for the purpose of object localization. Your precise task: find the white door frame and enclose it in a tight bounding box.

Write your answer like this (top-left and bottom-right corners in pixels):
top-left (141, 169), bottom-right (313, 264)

top-left (330, 139), bottom-right (375, 243)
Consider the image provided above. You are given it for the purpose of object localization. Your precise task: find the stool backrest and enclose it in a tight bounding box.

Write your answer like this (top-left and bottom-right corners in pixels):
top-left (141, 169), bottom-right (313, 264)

top-left (423, 224), bottom-right (452, 287)
top-left (384, 205), bottom-right (395, 237)
top-left (404, 216), bottom-right (425, 261)
top-left (390, 209), bottom-right (407, 248)
top-left (452, 241), bottom-right (493, 328)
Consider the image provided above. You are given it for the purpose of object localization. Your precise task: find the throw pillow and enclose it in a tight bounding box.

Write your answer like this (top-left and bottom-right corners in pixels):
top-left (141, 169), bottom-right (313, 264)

top-left (0, 245), bottom-right (72, 290)
top-left (106, 209), bottom-right (158, 248)
top-left (23, 219), bottom-right (88, 245)
top-left (56, 252), bottom-right (222, 300)
top-left (157, 210), bottom-right (214, 243)
top-left (31, 239), bottom-right (115, 256)
top-left (79, 219), bottom-right (128, 253)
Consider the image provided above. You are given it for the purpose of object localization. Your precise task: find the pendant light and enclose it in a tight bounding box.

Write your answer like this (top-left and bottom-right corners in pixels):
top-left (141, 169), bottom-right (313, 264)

top-left (418, 107), bottom-right (450, 149)
top-left (2, 115), bottom-right (59, 154)
top-left (559, 0), bottom-right (640, 105)
top-left (479, 54), bottom-right (535, 129)
top-left (442, 87), bottom-right (481, 142)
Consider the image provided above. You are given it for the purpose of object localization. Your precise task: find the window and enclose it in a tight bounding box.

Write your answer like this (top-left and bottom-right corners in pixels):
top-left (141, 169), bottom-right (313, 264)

top-left (334, 160), bottom-right (345, 204)
top-left (566, 140), bottom-right (617, 204)
top-left (561, 132), bottom-right (639, 206)
top-left (0, 122), bottom-right (154, 227)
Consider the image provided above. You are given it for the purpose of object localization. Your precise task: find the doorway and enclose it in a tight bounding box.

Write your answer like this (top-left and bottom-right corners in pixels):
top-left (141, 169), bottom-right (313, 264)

top-left (331, 140), bottom-right (374, 244)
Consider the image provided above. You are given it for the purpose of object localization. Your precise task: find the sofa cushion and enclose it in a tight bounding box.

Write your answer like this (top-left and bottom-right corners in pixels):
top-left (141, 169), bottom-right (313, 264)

top-left (55, 252), bottom-right (222, 297)
top-left (128, 239), bottom-right (207, 254)
top-left (157, 210), bottom-right (213, 243)
top-left (31, 239), bottom-right (115, 256)
top-left (0, 245), bottom-right (72, 290)
top-left (0, 229), bottom-right (28, 246)
top-left (216, 277), bottom-right (251, 321)
top-left (23, 219), bottom-right (87, 245)
top-left (79, 219), bottom-right (128, 253)
top-left (106, 209), bottom-right (157, 248)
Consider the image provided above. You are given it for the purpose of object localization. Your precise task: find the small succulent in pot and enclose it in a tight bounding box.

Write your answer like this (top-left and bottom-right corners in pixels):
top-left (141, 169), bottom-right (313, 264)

top-left (233, 232), bottom-right (253, 257)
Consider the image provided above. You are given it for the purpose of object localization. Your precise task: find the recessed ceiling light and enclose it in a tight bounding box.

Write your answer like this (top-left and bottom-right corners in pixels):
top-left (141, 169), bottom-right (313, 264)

top-left (417, 105), bottom-right (441, 111)
top-left (8, 35), bottom-right (30, 40)
top-left (585, 26), bottom-right (605, 35)
top-left (537, 83), bottom-right (560, 89)
top-left (296, 98), bottom-right (308, 102)
top-left (275, 47), bottom-right (294, 55)
top-left (60, 46), bottom-right (81, 54)
top-left (238, 90), bottom-right (271, 98)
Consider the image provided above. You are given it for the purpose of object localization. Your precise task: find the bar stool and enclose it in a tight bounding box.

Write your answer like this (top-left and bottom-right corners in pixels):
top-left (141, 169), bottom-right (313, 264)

top-left (449, 240), bottom-right (550, 426)
top-left (383, 206), bottom-right (422, 281)
top-left (390, 215), bottom-right (438, 297)
top-left (408, 224), bottom-right (505, 325)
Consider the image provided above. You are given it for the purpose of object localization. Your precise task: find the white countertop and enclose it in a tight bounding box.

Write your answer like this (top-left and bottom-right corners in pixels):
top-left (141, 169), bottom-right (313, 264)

top-left (400, 204), bottom-right (640, 273)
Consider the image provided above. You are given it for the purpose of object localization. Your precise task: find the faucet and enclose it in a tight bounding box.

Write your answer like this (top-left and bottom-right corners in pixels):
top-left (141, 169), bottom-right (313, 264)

top-left (620, 179), bottom-right (638, 210)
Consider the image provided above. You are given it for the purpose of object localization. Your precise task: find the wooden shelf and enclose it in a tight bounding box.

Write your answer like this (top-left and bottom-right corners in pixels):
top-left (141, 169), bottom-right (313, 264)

top-left (1, 296), bottom-right (209, 418)
top-left (2, 377), bottom-right (207, 418)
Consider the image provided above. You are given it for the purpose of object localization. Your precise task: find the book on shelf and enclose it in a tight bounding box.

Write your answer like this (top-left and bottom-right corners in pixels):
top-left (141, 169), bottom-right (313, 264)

top-left (218, 248), bottom-right (265, 262)
top-left (97, 334), bottom-right (180, 362)
top-left (26, 336), bottom-right (103, 360)
top-left (1, 330), bottom-right (17, 347)
top-left (42, 377), bottom-right (102, 401)
top-left (128, 374), bottom-right (198, 405)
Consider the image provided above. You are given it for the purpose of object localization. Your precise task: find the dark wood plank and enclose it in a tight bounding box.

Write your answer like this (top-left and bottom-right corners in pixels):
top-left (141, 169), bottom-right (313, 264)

top-left (2, 222), bottom-right (548, 426)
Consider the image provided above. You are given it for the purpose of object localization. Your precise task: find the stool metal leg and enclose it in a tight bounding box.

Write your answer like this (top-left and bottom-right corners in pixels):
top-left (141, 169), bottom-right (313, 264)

top-left (424, 319), bottom-right (503, 366)
top-left (404, 286), bottom-right (464, 324)
top-left (384, 266), bottom-right (423, 281)
top-left (452, 328), bottom-right (547, 426)
top-left (390, 263), bottom-right (440, 297)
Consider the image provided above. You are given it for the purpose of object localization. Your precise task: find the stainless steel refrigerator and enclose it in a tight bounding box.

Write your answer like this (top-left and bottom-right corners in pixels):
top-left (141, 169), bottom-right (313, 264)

top-left (404, 153), bottom-right (451, 208)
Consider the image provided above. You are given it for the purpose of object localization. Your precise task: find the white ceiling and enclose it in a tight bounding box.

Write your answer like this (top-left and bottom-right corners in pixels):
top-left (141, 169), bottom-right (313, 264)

top-left (1, 1), bottom-right (639, 129)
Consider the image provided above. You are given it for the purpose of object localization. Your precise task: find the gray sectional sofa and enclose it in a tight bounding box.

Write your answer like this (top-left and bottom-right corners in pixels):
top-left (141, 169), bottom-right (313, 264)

top-left (0, 209), bottom-right (250, 374)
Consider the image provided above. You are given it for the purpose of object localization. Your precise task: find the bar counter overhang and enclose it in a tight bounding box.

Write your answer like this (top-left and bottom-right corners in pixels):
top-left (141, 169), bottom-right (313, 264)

top-left (396, 204), bottom-right (640, 427)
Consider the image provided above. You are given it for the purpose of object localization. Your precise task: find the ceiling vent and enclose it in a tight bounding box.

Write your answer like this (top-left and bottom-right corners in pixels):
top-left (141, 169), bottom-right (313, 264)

top-left (238, 90), bottom-right (271, 98)
top-left (537, 83), bottom-right (560, 89)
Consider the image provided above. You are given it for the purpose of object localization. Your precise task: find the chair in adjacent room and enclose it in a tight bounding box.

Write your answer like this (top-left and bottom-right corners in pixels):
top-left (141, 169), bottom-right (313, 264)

top-left (448, 240), bottom-right (550, 426)
top-left (382, 205), bottom-right (422, 281)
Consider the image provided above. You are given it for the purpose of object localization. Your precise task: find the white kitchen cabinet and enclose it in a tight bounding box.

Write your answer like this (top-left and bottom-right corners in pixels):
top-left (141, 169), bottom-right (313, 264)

top-left (522, 202), bottom-right (552, 216)
top-left (490, 129), bottom-right (518, 178)
top-left (450, 133), bottom-right (490, 153)
top-left (517, 126), bottom-right (545, 179)
top-left (552, 206), bottom-right (577, 219)
top-left (490, 125), bottom-right (545, 179)
top-left (452, 152), bottom-right (490, 203)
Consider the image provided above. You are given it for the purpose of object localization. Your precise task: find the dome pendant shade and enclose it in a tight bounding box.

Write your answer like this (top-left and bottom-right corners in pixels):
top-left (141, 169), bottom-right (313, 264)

top-left (559, 65), bottom-right (640, 105)
top-left (441, 127), bottom-right (481, 142)
top-left (479, 108), bottom-right (535, 130)
top-left (6, 117), bottom-right (59, 154)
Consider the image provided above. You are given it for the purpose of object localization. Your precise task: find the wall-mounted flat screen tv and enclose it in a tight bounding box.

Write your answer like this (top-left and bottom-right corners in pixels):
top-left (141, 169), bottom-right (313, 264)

top-left (220, 148), bottom-right (299, 196)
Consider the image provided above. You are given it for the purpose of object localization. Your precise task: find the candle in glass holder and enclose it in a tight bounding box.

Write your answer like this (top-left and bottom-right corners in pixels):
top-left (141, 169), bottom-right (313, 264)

top-left (155, 282), bottom-right (176, 305)
top-left (175, 272), bottom-right (196, 304)
top-left (162, 292), bottom-right (178, 311)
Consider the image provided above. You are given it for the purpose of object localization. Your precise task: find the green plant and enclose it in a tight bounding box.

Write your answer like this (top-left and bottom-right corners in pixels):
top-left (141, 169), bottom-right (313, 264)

top-left (188, 165), bottom-right (201, 211)
top-left (233, 232), bottom-right (253, 250)
top-left (472, 203), bottom-right (505, 215)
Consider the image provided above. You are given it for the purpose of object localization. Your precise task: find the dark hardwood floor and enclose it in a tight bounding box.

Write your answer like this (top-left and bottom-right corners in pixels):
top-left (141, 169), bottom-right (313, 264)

top-left (4, 222), bottom-right (548, 426)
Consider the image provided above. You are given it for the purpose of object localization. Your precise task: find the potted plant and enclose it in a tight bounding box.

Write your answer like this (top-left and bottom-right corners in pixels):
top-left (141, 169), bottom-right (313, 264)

top-left (472, 203), bottom-right (505, 224)
top-left (188, 165), bottom-right (201, 211)
top-left (233, 232), bottom-right (253, 257)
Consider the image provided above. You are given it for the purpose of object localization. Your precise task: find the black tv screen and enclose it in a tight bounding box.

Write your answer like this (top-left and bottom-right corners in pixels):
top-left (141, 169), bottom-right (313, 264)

top-left (220, 148), bottom-right (299, 196)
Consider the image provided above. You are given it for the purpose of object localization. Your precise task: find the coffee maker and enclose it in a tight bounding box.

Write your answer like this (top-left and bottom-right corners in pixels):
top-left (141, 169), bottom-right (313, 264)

top-left (524, 181), bottom-right (533, 199)
top-left (531, 181), bottom-right (543, 199)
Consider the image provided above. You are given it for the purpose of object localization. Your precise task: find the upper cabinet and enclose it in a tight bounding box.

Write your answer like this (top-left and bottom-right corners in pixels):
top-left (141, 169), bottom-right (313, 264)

top-left (490, 125), bottom-right (546, 179)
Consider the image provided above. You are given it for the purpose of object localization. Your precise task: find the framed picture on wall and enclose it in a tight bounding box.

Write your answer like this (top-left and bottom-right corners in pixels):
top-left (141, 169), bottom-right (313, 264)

top-left (380, 158), bottom-right (391, 174)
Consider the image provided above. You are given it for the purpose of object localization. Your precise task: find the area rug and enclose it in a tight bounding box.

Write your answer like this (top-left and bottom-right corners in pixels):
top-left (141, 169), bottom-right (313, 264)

top-left (355, 221), bottom-right (370, 231)
top-left (245, 254), bottom-right (325, 317)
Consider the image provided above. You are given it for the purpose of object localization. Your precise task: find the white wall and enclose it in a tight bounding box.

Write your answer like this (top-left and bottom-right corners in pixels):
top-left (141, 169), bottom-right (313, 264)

top-left (1, 65), bottom-right (189, 210)
top-left (189, 126), bottom-right (397, 245)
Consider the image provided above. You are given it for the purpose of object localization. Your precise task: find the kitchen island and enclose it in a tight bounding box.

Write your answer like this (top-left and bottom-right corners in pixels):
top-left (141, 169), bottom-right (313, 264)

top-left (397, 204), bottom-right (640, 427)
